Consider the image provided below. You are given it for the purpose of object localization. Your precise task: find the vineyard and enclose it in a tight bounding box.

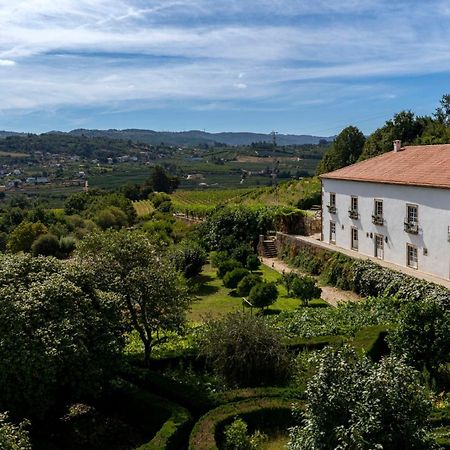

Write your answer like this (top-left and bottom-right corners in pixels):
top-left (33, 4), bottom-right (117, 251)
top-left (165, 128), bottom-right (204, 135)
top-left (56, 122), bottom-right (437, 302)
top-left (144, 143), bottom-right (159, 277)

top-left (171, 188), bottom-right (253, 207)
top-left (133, 200), bottom-right (154, 217)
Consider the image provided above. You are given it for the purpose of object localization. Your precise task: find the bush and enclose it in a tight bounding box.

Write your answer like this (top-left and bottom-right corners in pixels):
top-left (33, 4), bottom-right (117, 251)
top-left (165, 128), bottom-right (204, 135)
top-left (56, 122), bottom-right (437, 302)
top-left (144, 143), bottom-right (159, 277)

top-left (245, 254), bottom-right (260, 272)
top-left (291, 276), bottom-right (322, 306)
top-left (199, 312), bottom-right (291, 387)
top-left (223, 268), bottom-right (250, 289)
top-left (231, 244), bottom-right (255, 266)
top-left (248, 282), bottom-right (278, 310)
top-left (31, 232), bottom-right (60, 257)
top-left (224, 418), bottom-right (267, 450)
top-left (237, 274), bottom-right (262, 297)
top-left (0, 412), bottom-right (31, 450)
top-left (59, 235), bottom-right (77, 256)
top-left (320, 252), bottom-right (354, 290)
top-left (388, 299), bottom-right (450, 375)
top-left (7, 220), bottom-right (48, 253)
top-left (217, 259), bottom-right (243, 279)
top-left (288, 346), bottom-right (434, 449)
top-left (172, 242), bottom-right (207, 278)
top-left (94, 206), bottom-right (128, 230)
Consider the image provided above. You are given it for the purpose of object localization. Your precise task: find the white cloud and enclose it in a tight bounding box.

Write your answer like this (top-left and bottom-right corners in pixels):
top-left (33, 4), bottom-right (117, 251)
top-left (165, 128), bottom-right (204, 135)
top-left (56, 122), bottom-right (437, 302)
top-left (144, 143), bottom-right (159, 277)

top-left (0, 0), bottom-right (449, 114)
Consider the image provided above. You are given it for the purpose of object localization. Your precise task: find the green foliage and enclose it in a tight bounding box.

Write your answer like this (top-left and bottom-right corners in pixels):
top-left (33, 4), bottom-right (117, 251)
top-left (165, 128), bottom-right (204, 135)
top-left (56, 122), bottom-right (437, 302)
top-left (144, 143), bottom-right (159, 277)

top-left (270, 296), bottom-right (398, 339)
top-left (0, 253), bottom-right (124, 419)
top-left (237, 274), bottom-right (262, 297)
top-left (224, 418), bottom-right (267, 450)
top-left (434, 93), bottom-right (450, 126)
top-left (94, 206), bottom-right (128, 230)
top-left (151, 165), bottom-right (180, 194)
top-left (320, 252), bottom-right (354, 290)
top-left (316, 126), bottom-right (365, 174)
top-left (77, 230), bottom-right (190, 366)
top-left (172, 241), bottom-right (207, 278)
top-left (199, 312), bottom-right (291, 387)
top-left (245, 254), bottom-right (260, 271)
top-left (289, 346), bottom-right (435, 450)
top-left (7, 220), bottom-right (48, 253)
top-left (231, 244), bottom-right (254, 266)
top-left (59, 235), bottom-right (77, 255)
top-left (291, 275), bottom-right (322, 306)
top-left (388, 300), bottom-right (450, 375)
top-left (31, 232), bottom-right (60, 256)
top-left (286, 249), bottom-right (323, 275)
top-left (278, 271), bottom-right (298, 295)
top-left (217, 259), bottom-right (243, 279)
top-left (0, 412), bottom-right (31, 450)
top-left (223, 268), bottom-right (250, 289)
top-left (248, 282), bottom-right (278, 310)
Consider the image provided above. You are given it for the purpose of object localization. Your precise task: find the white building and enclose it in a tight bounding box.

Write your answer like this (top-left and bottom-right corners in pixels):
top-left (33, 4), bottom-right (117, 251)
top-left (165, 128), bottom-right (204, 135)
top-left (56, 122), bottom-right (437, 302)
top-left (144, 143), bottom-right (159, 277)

top-left (320, 141), bottom-right (450, 280)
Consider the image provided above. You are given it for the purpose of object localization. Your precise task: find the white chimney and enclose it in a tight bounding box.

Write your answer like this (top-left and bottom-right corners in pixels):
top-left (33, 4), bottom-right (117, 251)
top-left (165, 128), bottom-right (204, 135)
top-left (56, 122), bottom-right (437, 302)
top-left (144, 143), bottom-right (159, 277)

top-left (393, 140), bottom-right (401, 152)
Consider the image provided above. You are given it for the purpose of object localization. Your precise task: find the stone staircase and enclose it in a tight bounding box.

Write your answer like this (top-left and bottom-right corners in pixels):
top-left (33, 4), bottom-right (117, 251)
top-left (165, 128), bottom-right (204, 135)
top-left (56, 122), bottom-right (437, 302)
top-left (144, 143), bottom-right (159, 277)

top-left (262, 239), bottom-right (277, 258)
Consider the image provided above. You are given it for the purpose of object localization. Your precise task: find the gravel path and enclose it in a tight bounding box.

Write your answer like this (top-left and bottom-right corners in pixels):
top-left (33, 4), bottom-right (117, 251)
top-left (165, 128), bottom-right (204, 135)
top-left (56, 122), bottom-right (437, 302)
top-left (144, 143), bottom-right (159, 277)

top-left (261, 257), bottom-right (361, 307)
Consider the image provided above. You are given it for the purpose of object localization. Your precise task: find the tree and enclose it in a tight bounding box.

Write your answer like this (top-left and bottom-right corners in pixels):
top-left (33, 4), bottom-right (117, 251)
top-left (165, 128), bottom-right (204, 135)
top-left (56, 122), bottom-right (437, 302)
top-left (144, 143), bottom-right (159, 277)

top-left (7, 220), bottom-right (48, 253)
top-left (279, 271), bottom-right (298, 296)
top-left (288, 346), bottom-right (434, 450)
top-left (0, 412), bottom-right (31, 450)
top-left (31, 232), bottom-right (60, 257)
top-left (151, 165), bottom-right (179, 193)
top-left (245, 254), bottom-right (260, 272)
top-left (248, 282), bottom-right (278, 310)
top-left (77, 230), bottom-right (191, 366)
top-left (291, 275), bottom-right (322, 306)
top-left (316, 126), bottom-right (365, 174)
top-left (223, 268), bottom-right (250, 289)
top-left (94, 206), bottom-right (128, 230)
top-left (171, 241), bottom-right (207, 278)
top-left (217, 259), bottom-right (243, 279)
top-left (434, 93), bottom-right (450, 126)
top-left (388, 299), bottom-right (450, 375)
top-left (199, 312), bottom-right (291, 387)
top-left (0, 254), bottom-right (124, 419)
top-left (237, 274), bottom-right (261, 297)
top-left (224, 418), bottom-right (267, 450)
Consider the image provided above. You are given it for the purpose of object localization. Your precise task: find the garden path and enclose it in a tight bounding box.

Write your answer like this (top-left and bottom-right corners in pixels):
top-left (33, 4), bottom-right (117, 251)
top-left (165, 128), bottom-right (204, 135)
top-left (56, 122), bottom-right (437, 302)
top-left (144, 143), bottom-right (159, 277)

top-left (261, 257), bottom-right (361, 307)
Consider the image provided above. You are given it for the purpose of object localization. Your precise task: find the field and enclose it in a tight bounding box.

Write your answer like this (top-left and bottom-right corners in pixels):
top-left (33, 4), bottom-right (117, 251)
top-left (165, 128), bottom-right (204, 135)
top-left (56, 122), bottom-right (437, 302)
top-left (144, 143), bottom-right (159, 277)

top-left (133, 200), bottom-right (154, 217)
top-left (172, 188), bottom-right (252, 207)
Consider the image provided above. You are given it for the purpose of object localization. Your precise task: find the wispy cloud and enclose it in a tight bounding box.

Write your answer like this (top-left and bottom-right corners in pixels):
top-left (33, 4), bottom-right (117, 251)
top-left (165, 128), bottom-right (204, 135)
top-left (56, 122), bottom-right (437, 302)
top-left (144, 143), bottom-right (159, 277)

top-left (0, 0), bottom-right (449, 127)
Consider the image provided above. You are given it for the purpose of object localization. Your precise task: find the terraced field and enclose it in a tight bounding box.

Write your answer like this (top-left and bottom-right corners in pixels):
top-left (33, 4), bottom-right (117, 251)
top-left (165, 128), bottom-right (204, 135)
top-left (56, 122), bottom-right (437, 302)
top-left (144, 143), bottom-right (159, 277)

top-left (133, 200), bottom-right (154, 217)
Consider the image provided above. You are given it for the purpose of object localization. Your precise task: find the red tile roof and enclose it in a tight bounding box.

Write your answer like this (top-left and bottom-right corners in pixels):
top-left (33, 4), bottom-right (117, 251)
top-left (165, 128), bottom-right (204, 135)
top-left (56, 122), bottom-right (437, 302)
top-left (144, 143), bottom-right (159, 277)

top-left (320, 144), bottom-right (450, 189)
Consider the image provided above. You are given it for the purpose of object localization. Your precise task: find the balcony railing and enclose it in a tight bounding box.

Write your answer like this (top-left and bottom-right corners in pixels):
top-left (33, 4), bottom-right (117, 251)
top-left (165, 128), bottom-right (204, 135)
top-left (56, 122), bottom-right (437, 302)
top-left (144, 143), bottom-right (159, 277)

top-left (348, 209), bottom-right (359, 219)
top-left (372, 214), bottom-right (384, 225)
top-left (327, 205), bottom-right (337, 214)
top-left (404, 220), bottom-right (419, 234)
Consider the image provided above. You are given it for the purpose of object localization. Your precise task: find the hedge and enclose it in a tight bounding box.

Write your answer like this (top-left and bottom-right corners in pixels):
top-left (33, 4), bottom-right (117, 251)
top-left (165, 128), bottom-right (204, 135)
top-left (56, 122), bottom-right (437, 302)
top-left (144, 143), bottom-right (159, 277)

top-left (285, 334), bottom-right (344, 352)
top-left (136, 399), bottom-right (192, 450)
top-left (350, 325), bottom-right (391, 361)
top-left (281, 245), bottom-right (450, 310)
top-left (188, 398), bottom-right (301, 450)
top-left (212, 386), bottom-right (304, 405)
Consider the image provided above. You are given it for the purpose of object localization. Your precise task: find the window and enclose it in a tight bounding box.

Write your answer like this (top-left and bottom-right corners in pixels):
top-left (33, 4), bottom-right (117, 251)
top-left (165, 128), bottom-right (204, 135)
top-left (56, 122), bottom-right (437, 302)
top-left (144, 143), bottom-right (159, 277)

top-left (407, 244), bottom-right (418, 269)
top-left (351, 196), bottom-right (358, 211)
top-left (330, 221), bottom-right (336, 244)
top-left (374, 199), bottom-right (383, 217)
top-left (351, 227), bottom-right (358, 250)
top-left (407, 204), bottom-right (418, 223)
top-left (330, 193), bottom-right (336, 207)
top-left (374, 234), bottom-right (384, 259)
top-left (372, 199), bottom-right (384, 225)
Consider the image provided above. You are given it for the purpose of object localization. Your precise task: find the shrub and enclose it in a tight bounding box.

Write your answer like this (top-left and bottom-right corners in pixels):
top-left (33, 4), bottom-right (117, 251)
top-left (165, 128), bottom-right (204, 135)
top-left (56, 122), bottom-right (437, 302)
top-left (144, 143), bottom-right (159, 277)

top-left (291, 276), bottom-right (322, 306)
top-left (223, 268), bottom-right (250, 289)
top-left (231, 244), bottom-right (255, 266)
top-left (237, 274), bottom-right (262, 297)
top-left (210, 251), bottom-right (229, 268)
top-left (59, 235), bottom-right (77, 256)
top-left (94, 206), bottom-right (128, 230)
top-left (31, 232), bottom-right (60, 257)
top-left (0, 412), bottom-right (31, 450)
top-left (248, 282), bottom-right (278, 310)
top-left (388, 299), bottom-right (450, 375)
top-left (7, 220), bottom-right (48, 253)
top-left (288, 346), bottom-right (434, 450)
top-left (320, 252), bottom-right (354, 290)
top-left (172, 242), bottom-right (207, 278)
top-left (217, 259), bottom-right (243, 279)
top-left (224, 418), bottom-right (267, 450)
top-left (245, 254), bottom-right (260, 272)
top-left (199, 312), bottom-right (291, 387)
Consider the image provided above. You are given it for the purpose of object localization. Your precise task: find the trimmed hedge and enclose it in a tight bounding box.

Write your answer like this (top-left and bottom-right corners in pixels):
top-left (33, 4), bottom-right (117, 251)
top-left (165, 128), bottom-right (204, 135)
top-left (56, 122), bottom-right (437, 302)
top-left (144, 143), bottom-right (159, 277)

top-left (285, 334), bottom-right (344, 352)
top-left (188, 398), bottom-right (301, 450)
top-left (212, 386), bottom-right (304, 405)
top-left (350, 325), bottom-right (391, 361)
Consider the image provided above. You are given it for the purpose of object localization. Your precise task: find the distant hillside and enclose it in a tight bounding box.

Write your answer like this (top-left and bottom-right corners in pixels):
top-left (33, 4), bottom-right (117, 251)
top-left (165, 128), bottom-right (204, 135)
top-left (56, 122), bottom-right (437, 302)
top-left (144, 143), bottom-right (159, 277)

top-left (0, 131), bottom-right (26, 138)
top-left (68, 129), bottom-right (334, 147)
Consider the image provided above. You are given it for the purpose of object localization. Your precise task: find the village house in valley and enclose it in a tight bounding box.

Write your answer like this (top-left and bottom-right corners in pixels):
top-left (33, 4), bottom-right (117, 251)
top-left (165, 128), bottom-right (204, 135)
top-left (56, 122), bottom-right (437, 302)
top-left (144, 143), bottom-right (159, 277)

top-left (320, 141), bottom-right (450, 280)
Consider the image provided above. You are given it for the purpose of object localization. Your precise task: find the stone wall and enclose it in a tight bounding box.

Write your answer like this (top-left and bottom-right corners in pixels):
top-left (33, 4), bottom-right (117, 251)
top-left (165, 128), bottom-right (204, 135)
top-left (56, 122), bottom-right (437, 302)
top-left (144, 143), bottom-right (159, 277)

top-left (275, 232), bottom-right (336, 259)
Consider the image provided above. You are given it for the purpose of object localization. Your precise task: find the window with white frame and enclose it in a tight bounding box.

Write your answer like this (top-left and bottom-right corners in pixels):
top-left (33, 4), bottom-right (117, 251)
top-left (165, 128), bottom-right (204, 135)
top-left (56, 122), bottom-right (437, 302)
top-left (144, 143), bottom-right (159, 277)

top-left (330, 193), bottom-right (336, 207)
top-left (351, 196), bottom-right (358, 212)
top-left (374, 199), bottom-right (383, 217)
top-left (407, 244), bottom-right (418, 269)
top-left (351, 227), bottom-right (358, 250)
top-left (407, 204), bottom-right (418, 224)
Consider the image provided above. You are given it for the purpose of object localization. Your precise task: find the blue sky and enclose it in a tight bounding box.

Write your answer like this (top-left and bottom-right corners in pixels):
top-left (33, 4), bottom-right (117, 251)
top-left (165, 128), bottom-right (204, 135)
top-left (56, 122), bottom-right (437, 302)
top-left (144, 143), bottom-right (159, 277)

top-left (1, 0), bottom-right (450, 135)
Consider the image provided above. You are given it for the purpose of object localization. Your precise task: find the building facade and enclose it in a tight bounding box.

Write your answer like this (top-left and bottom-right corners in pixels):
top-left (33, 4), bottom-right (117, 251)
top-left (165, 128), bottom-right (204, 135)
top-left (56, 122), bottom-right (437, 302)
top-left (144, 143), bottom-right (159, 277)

top-left (320, 143), bottom-right (450, 280)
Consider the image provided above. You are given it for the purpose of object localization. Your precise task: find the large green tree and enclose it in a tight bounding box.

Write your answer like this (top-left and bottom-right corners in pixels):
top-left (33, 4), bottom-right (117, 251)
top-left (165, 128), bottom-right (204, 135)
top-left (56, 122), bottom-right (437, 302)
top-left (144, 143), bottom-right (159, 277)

top-left (316, 126), bottom-right (365, 174)
top-left (0, 254), bottom-right (124, 419)
top-left (77, 230), bottom-right (191, 366)
top-left (288, 346), bottom-right (434, 450)
top-left (0, 413), bottom-right (31, 450)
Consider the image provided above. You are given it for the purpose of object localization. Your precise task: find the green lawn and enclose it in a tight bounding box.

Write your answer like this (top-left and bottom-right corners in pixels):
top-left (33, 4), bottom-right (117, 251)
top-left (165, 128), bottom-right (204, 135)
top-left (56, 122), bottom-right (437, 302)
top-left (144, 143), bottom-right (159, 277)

top-left (188, 263), bottom-right (327, 322)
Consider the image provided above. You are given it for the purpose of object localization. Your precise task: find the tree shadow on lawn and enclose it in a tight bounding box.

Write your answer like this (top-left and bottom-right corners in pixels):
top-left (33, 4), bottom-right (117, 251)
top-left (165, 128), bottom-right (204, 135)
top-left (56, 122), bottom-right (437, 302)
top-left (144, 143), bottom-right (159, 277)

top-left (192, 274), bottom-right (220, 296)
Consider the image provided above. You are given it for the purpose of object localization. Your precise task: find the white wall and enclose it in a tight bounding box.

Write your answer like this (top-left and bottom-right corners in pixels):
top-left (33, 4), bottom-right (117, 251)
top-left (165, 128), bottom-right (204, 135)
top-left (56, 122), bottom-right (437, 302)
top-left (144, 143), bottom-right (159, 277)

top-left (322, 179), bottom-right (450, 280)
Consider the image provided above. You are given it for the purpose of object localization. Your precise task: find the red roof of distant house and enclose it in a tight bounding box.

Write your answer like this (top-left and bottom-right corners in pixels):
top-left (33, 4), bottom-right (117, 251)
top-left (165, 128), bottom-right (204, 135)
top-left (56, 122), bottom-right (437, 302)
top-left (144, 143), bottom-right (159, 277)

top-left (320, 144), bottom-right (450, 189)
